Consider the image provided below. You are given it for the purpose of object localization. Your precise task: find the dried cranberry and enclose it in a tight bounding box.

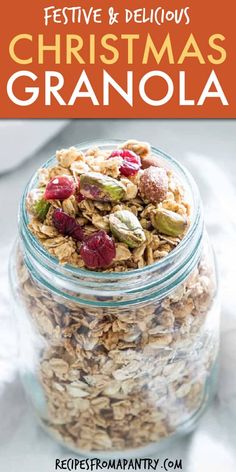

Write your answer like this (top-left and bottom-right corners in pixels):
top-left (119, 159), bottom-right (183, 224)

top-left (45, 176), bottom-right (75, 201)
top-left (76, 192), bottom-right (85, 203)
top-left (76, 178), bottom-right (85, 203)
top-left (80, 230), bottom-right (116, 269)
top-left (52, 209), bottom-right (84, 241)
top-left (109, 149), bottom-right (141, 177)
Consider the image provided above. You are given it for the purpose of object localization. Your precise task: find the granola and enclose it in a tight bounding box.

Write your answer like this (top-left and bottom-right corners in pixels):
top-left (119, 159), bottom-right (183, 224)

top-left (26, 140), bottom-right (190, 271)
top-left (16, 246), bottom-right (218, 453)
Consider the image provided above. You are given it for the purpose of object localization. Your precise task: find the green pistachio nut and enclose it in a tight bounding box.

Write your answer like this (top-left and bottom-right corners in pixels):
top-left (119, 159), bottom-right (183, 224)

top-left (80, 172), bottom-right (126, 202)
top-left (109, 210), bottom-right (146, 248)
top-left (152, 209), bottom-right (187, 237)
top-left (27, 189), bottom-right (50, 222)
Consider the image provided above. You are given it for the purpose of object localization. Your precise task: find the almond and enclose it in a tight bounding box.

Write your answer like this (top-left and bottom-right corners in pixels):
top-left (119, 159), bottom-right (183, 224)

top-left (141, 155), bottom-right (162, 169)
top-left (139, 166), bottom-right (168, 203)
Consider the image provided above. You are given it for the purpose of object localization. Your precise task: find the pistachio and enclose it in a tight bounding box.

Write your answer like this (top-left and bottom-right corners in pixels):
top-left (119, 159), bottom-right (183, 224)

top-left (27, 189), bottom-right (50, 222)
top-left (152, 209), bottom-right (187, 237)
top-left (109, 210), bottom-right (146, 248)
top-left (80, 172), bottom-right (126, 202)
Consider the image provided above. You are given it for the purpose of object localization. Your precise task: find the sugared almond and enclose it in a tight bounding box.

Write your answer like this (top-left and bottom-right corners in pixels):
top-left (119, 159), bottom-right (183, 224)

top-left (141, 155), bottom-right (162, 169)
top-left (139, 166), bottom-right (168, 203)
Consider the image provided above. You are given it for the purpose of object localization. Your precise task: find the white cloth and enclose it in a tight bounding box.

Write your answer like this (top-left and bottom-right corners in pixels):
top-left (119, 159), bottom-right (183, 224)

top-left (0, 153), bottom-right (236, 471)
top-left (0, 121), bottom-right (67, 173)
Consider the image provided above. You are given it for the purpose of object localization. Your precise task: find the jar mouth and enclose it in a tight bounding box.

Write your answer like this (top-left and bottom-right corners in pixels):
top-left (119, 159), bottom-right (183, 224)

top-left (19, 139), bottom-right (203, 304)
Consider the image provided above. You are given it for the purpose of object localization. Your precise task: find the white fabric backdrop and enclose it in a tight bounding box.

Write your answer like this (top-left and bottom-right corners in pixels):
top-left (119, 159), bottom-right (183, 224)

top-left (0, 121), bottom-right (67, 173)
top-left (0, 121), bottom-right (235, 471)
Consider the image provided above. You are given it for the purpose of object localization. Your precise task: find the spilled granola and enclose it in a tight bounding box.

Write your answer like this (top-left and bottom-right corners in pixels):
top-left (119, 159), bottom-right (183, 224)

top-left (26, 140), bottom-right (190, 271)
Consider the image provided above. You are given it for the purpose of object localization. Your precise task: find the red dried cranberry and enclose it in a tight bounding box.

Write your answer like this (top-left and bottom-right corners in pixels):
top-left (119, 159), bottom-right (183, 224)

top-left (76, 178), bottom-right (85, 203)
top-left (52, 209), bottom-right (84, 241)
top-left (80, 231), bottom-right (116, 269)
top-left (109, 149), bottom-right (141, 177)
top-left (76, 192), bottom-right (85, 203)
top-left (45, 176), bottom-right (75, 201)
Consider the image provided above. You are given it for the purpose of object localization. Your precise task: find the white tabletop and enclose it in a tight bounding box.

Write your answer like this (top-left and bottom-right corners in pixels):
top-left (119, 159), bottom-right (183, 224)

top-left (0, 120), bottom-right (236, 471)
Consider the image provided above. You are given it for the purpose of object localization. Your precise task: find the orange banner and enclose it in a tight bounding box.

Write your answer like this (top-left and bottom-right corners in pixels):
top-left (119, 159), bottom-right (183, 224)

top-left (0, 0), bottom-right (235, 118)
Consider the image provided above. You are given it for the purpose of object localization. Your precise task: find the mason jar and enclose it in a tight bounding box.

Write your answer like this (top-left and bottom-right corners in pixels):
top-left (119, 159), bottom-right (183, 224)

top-left (9, 141), bottom-right (220, 458)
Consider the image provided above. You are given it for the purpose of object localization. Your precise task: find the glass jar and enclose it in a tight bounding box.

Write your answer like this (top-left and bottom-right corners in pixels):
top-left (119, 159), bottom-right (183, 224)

top-left (9, 141), bottom-right (220, 458)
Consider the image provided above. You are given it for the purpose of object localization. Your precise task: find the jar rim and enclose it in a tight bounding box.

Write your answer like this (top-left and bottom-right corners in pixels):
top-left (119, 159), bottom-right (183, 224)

top-left (20, 139), bottom-right (201, 283)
